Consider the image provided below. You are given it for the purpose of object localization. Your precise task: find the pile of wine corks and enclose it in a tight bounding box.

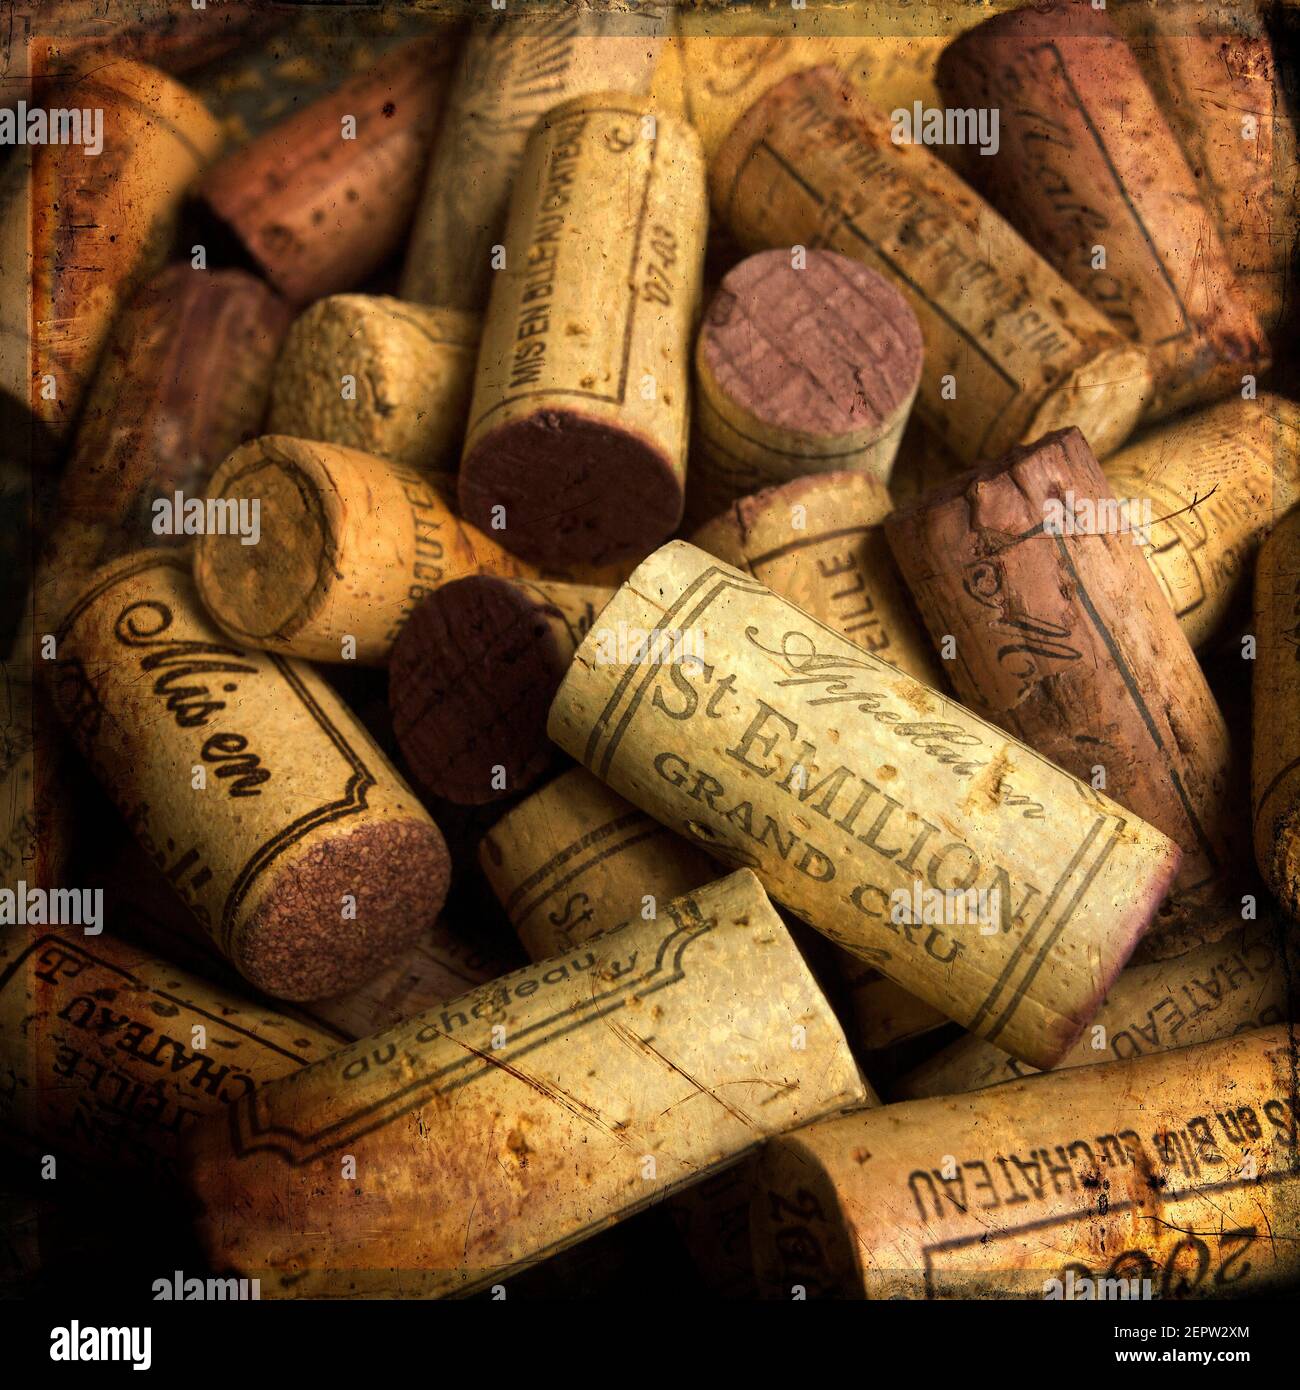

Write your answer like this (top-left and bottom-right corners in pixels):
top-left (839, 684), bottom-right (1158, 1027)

top-left (4, 3), bottom-right (1299, 1303)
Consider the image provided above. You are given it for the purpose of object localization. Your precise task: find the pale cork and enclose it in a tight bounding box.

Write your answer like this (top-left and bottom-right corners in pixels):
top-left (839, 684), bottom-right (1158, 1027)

top-left (709, 66), bottom-right (1153, 465)
top-left (479, 765), bottom-right (718, 961)
top-left (48, 552), bottom-right (449, 1001)
top-left (688, 249), bottom-right (922, 520)
top-left (938, 4), bottom-right (1268, 422)
top-left (185, 869), bottom-right (869, 1298)
top-left (389, 577), bottom-right (612, 805)
top-left (1112, 0), bottom-right (1298, 337)
top-left (753, 1025), bottom-right (1300, 1298)
top-left (898, 920), bottom-right (1294, 1099)
top-left (193, 437), bottom-right (527, 666)
top-left (547, 539), bottom-right (1183, 1071)
top-left (401, 10), bottom-right (669, 309)
top-left (1252, 508), bottom-right (1300, 920)
top-left (690, 470), bottom-right (944, 688)
top-left (0, 926), bottom-right (336, 1185)
top-left (885, 427), bottom-right (1244, 961)
top-left (1103, 394), bottom-right (1300, 652)
top-left (267, 296), bottom-right (479, 476)
top-left (459, 92), bottom-right (707, 567)
top-left (15, 60), bottom-right (222, 439)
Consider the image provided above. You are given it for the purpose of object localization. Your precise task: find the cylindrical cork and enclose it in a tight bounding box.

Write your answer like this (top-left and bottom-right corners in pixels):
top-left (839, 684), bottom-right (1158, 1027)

top-left (885, 427), bottom-right (1243, 960)
top-left (688, 250), bottom-right (922, 522)
top-left (690, 470), bottom-right (944, 687)
top-left (898, 919), bottom-right (1294, 1100)
top-left (390, 577), bottom-right (613, 806)
top-left (479, 769), bottom-right (759, 1296)
top-left (193, 436), bottom-right (527, 666)
top-left (37, 265), bottom-right (293, 634)
top-left (0, 926), bottom-right (336, 1186)
top-left (48, 551), bottom-right (450, 1001)
top-left (184, 869), bottom-right (870, 1298)
top-left (1252, 508), bottom-right (1300, 919)
top-left (479, 766), bottom-right (718, 960)
top-left (14, 60), bottom-right (223, 439)
top-left (937, 4), bottom-right (1268, 422)
top-left (753, 1025), bottom-right (1300, 1299)
top-left (709, 66), bottom-right (1152, 466)
top-left (651, 31), bottom-right (949, 165)
top-left (267, 296), bottom-right (479, 475)
top-left (1102, 394), bottom-right (1300, 652)
top-left (198, 39), bottom-right (450, 305)
top-left (302, 923), bottom-right (515, 1042)
top-left (1111, 0), bottom-right (1298, 338)
top-left (458, 92), bottom-right (707, 567)
top-left (401, 10), bottom-right (670, 309)
top-left (547, 539), bottom-right (1183, 1071)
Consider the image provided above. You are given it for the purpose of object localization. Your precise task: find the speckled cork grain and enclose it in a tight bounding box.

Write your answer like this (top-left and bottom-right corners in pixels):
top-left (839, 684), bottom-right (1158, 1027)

top-left (690, 250), bottom-right (922, 518)
top-left (937, 3), bottom-right (1268, 422)
top-left (199, 39), bottom-right (451, 306)
top-left (884, 426), bottom-right (1244, 961)
top-left (458, 93), bottom-right (707, 567)
top-left (48, 552), bottom-right (449, 1002)
top-left (753, 1025), bottom-right (1300, 1299)
top-left (547, 539), bottom-right (1183, 1070)
top-left (183, 870), bottom-right (870, 1298)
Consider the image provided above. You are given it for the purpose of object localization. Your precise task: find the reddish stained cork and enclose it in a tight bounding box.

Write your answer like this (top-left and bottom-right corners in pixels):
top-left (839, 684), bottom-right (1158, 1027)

top-left (199, 39), bottom-right (451, 304)
top-left (390, 576), bottom-right (611, 807)
top-left (239, 817), bottom-right (449, 1002)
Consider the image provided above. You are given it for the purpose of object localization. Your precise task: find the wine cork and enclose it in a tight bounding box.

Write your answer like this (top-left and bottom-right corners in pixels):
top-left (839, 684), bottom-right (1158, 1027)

top-left (1102, 394), bottom-right (1300, 652)
top-left (184, 869), bottom-right (870, 1298)
top-left (458, 92), bottom-right (707, 568)
top-left (478, 770), bottom-right (767, 1297)
top-left (1111, 0), bottom-right (1298, 337)
top-left (302, 923), bottom-right (515, 1043)
top-left (1252, 508), bottom-right (1300, 920)
top-left (389, 577), bottom-right (612, 806)
top-left (10, 59), bottom-right (222, 438)
top-left (48, 551), bottom-right (450, 1001)
top-left (753, 1025), bottom-right (1300, 1299)
top-left (688, 250), bottom-right (922, 521)
top-left (937, 4), bottom-right (1268, 423)
top-left (690, 470), bottom-right (944, 687)
top-left (193, 437), bottom-right (526, 666)
top-left (479, 766), bottom-right (718, 960)
top-left (266, 296), bottom-right (479, 476)
top-left (38, 265), bottom-right (292, 634)
top-left (709, 66), bottom-right (1152, 466)
top-left (546, 539), bottom-right (1183, 1071)
top-left (652, 31), bottom-right (949, 165)
top-left (0, 926), bottom-right (336, 1185)
top-left (885, 427), bottom-right (1243, 960)
top-left (899, 919), bottom-right (1295, 1100)
top-left (401, 9), bottom-right (669, 309)
top-left (198, 39), bottom-right (450, 305)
